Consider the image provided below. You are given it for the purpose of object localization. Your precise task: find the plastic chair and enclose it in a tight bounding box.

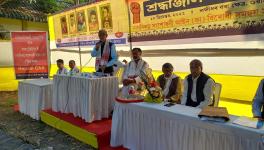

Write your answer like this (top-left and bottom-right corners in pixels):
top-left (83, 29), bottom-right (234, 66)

top-left (115, 66), bottom-right (125, 96)
top-left (212, 83), bottom-right (222, 107)
top-left (115, 67), bottom-right (125, 84)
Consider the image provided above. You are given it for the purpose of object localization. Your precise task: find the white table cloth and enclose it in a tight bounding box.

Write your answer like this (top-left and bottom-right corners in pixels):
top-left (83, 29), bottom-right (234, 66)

top-left (52, 75), bottom-right (118, 123)
top-left (18, 79), bottom-right (53, 120)
top-left (111, 102), bottom-right (264, 150)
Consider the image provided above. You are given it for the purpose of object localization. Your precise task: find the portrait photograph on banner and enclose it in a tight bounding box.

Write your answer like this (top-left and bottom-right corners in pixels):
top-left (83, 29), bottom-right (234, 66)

top-left (100, 4), bottom-right (113, 29)
top-left (87, 7), bottom-right (99, 32)
top-left (76, 11), bottom-right (87, 33)
top-left (68, 13), bottom-right (77, 35)
top-left (60, 16), bottom-right (68, 36)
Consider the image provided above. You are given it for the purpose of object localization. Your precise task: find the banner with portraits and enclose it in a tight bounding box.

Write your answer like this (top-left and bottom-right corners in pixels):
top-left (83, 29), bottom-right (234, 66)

top-left (51, 0), bottom-right (264, 48)
top-left (52, 0), bottom-right (129, 48)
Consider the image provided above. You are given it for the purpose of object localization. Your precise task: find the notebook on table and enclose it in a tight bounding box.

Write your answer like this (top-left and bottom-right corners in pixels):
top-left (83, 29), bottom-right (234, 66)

top-left (198, 106), bottom-right (230, 123)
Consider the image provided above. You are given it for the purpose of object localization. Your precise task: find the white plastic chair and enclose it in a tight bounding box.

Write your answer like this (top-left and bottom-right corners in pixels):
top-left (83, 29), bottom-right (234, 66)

top-left (212, 83), bottom-right (222, 107)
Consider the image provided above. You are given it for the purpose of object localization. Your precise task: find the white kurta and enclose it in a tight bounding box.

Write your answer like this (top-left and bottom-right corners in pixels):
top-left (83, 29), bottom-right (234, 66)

top-left (56, 68), bottom-right (68, 75)
top-left (121, 59), bottom-right (149, 96)
top-left (69, 67), bottom-right (80, 74)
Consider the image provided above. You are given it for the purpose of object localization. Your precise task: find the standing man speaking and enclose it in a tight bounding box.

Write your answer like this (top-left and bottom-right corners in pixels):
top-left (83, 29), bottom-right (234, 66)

top-left (91, 29), bottom-right (117, 75)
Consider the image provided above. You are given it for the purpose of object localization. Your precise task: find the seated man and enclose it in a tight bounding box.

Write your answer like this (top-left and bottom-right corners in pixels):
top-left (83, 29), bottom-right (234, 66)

top-left (181, 59), bottom-right (214, 108)
top-left (121, 48), bottom-right (150, 96)
top-left (56, 59), bottom-right (68, 75)
top-left (157, 63), bottom-right (182, 103)
top-left (69, 60), bottom-right (80, 74)
top-left (252, 79), bottom-right (264, 119)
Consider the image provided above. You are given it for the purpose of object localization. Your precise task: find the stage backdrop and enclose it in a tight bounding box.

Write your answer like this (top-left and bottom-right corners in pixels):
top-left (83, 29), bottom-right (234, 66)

top-left (127, 0), bottom-right (264, 46)
top-left (49, 0), bottom-right (264, 49)
top-left (47, 0), bottom-right (264, 77)
top-left (11, 32), bottom-right (49, 79)
top-left (51, 0), bottom-right (129, 48)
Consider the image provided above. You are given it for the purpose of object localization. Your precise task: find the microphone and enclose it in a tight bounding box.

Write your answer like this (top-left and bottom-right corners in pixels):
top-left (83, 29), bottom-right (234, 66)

top-left (96, 41), bottom-right (103, 45)
top-left (95, 41), bottom-right (102, 50)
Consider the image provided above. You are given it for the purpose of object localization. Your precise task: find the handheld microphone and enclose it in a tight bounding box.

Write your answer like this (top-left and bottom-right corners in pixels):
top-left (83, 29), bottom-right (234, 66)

top-left (95, 41), bottom-right (102, 50)
top-left (97, 41), bottom-right (103, 45)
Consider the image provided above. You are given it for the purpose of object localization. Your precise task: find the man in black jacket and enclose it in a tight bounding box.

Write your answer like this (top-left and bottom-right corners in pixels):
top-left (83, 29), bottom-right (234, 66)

top-left (181, 59), bottom-right (215, 108)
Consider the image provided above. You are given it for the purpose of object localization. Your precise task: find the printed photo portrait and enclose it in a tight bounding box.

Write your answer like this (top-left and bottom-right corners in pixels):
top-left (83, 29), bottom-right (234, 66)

top-left (60, 16), bottom-right (68, 35)
top-left (100, 4), bottom-right (113, 29)
top-left (68, 13), bottom-right (77, 34)
top-left (88, 7), bottom-right (99, 32)
top-left (76, 11), bottom-right (87, 32)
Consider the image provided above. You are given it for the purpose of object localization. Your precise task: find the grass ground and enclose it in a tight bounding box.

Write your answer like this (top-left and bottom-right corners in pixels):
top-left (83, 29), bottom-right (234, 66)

top-left (0, 91), bottom-right (94, 150)
top-left (0, 65), bottom-right (263, 117)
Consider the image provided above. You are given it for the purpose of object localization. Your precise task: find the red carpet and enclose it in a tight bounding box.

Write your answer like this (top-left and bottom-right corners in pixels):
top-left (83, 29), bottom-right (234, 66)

top-left (43, 109), bottom-right (126, 150)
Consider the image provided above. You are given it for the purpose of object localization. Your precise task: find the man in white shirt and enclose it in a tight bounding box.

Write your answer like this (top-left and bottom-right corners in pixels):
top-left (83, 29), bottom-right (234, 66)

top-left (181, 59), bottom-right (215, 108)
top-left (121, 48), bottom-right (149, 96)
top-left (56, 59), bottom-right (68, 75)
top-left (69, 60), bottom-right (80, 74)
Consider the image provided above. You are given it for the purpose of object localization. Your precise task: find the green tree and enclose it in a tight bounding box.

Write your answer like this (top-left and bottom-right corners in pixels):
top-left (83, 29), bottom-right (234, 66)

top-left (31, 0), bottom-right (96, 14)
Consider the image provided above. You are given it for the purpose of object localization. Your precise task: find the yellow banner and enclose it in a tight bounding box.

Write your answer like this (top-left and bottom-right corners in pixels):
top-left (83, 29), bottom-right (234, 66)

top-left (128, 0), bottom-right (264, 42)
top-left (50, 0), bottom-right (264, 46)
top-left (51, 0), bottom-right (129, 48)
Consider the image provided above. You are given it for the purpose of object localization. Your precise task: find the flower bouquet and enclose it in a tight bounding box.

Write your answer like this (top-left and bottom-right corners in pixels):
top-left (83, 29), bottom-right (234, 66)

top-left (139, 70), bottom-right (163, 103)
top-left (116, 79), bottom-right (145, 103)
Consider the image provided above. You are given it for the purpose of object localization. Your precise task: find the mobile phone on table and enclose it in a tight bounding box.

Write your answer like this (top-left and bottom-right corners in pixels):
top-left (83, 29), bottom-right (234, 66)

top-left (164, 102), bottom-right (175, 107)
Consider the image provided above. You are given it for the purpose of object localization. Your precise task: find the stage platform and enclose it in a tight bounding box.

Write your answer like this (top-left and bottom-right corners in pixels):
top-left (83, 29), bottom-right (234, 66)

top-left (13, 104), bottom-right (125, 149)
top-left (40, 109), bottom-right (125, 150)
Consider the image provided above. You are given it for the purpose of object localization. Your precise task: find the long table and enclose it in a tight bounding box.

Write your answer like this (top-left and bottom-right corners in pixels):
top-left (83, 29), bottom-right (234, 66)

top-left (52, 75), bottom-right (119, 123)
top-left (18, 79), bottom-right (53, 120)
top-left (111, 102), bottom-right (264, 150)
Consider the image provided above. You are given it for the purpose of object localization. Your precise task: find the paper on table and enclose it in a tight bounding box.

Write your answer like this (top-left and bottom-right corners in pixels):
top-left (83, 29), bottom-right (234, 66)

top-left (233, 116), bottom-right (264, 129)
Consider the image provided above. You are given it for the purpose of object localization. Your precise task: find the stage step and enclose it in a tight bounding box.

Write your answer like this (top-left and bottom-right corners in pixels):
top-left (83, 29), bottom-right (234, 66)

top-left (41, 109), bottom-right (126, 150)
